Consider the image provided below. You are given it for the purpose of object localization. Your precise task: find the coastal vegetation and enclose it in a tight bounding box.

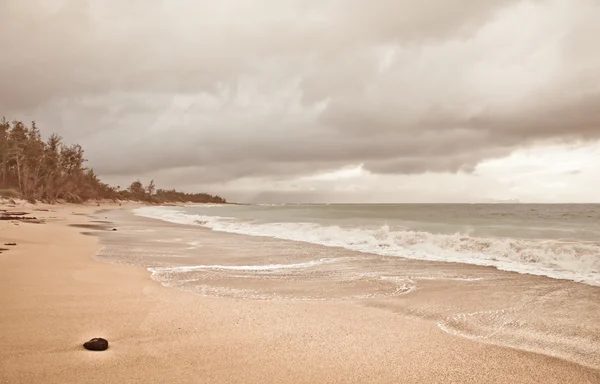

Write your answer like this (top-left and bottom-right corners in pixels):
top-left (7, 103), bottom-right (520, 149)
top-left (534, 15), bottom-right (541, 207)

top-left (0, 118), bottom-right (226, 204)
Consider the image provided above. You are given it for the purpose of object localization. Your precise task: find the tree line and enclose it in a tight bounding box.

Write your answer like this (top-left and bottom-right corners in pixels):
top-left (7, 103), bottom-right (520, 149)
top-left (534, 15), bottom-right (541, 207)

top-left (0, 118), bottom-right (226, 204)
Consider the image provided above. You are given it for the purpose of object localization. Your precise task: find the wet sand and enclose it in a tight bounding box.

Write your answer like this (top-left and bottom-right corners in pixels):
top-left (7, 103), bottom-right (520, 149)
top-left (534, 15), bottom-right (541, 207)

top-left (1, 204), bottom-right (599, 383)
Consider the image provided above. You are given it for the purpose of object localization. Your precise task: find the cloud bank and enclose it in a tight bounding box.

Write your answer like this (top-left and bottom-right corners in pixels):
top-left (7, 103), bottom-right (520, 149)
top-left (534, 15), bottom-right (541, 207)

top-left (2, 0), bottom-right (600, 201)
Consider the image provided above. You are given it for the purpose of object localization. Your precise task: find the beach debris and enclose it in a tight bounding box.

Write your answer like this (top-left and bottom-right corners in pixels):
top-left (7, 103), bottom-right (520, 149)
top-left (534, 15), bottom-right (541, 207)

top-left (83, 338), bottom-right (109, 351)
top-left (112, 228), bottom-right (117, 231)
top-left (0, 210), bottom-right (46, 224)
top-left (0, 211), bottom-right (29, 216)
top-left (4, 243), bottom-right (16, 246)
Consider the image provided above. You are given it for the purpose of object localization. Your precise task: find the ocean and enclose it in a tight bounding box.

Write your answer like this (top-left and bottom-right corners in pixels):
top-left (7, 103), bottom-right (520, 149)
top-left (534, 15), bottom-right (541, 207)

top-left (134, 203), bottom-right (600, 286)
top-left (94, 204), bottom-right (600, 369)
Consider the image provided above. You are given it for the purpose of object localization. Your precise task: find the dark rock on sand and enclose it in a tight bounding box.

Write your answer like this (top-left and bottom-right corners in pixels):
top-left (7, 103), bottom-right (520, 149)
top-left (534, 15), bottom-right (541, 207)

top-left (4, 243), bottom-right (16, 246)
top-left (112, 228), bottom-right (117, 231)
top-left (83, 338), bottom-right (109, 351)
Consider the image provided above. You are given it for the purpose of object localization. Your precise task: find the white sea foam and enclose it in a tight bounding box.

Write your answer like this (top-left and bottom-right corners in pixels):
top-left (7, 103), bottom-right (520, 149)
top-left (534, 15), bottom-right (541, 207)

top-left (134, 207), bottom-right (600, 286)
top-left (149, 257), bottom-right (341, 273)
top-left (182, 204), bottom-right (225, 208)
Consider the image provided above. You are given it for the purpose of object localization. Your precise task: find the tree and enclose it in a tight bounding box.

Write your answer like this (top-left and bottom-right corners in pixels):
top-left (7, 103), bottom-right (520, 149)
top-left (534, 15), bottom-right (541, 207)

top-left (22, 121), bottom-right (45, 200)
top-left (42, 134), bottom-right (62, 201)
top-left (0, 117), bottom-right (10, 187)
top-left (146, 179), bottom-right (156, 202)
top-left (128, 180), bottom-right (146, 200)
top-left (58, 143), bottom-right (86, 202)
top-left (8, 120), bottom-right (28, 192)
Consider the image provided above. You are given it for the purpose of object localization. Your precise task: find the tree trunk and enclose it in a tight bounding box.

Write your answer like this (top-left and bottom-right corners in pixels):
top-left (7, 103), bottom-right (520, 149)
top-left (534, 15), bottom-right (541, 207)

top-left (15, 156), bottom-right (22, 193)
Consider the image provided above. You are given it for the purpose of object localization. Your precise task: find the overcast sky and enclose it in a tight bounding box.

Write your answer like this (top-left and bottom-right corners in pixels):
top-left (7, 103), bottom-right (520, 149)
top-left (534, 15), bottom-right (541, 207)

top-left (2, 0), bottom-right (600, 203)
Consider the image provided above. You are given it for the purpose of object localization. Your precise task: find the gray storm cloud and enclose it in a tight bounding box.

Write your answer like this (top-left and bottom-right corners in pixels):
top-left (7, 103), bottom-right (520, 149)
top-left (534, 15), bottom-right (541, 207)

top-left (2, 0), bottom-right (600, 186)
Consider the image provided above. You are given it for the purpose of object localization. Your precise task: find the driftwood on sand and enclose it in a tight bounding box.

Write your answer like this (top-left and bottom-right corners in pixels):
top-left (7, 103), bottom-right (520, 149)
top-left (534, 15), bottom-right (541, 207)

top-left (0, 211), bottom-right (45, 224)
top-left (0, 211), bottom-right (29, 216)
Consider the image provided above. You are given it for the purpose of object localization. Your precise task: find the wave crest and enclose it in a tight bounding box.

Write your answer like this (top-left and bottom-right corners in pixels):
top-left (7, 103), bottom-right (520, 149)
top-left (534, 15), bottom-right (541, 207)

top-left (134, 207), bottom-right (600, 286)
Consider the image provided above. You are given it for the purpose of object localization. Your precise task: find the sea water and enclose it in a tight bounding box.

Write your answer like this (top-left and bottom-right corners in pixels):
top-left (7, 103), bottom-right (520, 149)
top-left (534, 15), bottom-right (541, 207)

top-left (93, 204), bottom-right (600, 369)
top-left (134, 204), bottom-right (600, 286)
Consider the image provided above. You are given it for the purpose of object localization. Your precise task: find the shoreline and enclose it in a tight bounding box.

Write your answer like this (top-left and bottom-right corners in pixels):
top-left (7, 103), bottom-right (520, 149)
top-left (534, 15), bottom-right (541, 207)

top-left (116, 207), bottom-right (600, 371)
top-left (1, 204), bottom-right (599, 383)
top-left (132, 204), bottom-right (600, 288)
top-left (133, 205), bottom-right (596, 292)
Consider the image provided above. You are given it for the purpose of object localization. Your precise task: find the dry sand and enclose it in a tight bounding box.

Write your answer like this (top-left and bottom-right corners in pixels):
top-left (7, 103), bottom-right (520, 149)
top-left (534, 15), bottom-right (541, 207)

top-left (0, 203), bottom-right (598, 383)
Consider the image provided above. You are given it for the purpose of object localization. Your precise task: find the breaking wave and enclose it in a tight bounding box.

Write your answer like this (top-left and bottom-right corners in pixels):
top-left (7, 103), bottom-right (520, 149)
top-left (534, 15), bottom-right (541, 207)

top-left (134, 207), bottom-right (600, 286)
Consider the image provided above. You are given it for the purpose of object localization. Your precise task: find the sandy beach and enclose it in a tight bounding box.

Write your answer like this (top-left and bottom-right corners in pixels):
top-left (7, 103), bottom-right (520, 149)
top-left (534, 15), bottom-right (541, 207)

top-left (4, 1), bottom-right (600, 382)
top-left (1, 203), bottom-right (599, 384)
